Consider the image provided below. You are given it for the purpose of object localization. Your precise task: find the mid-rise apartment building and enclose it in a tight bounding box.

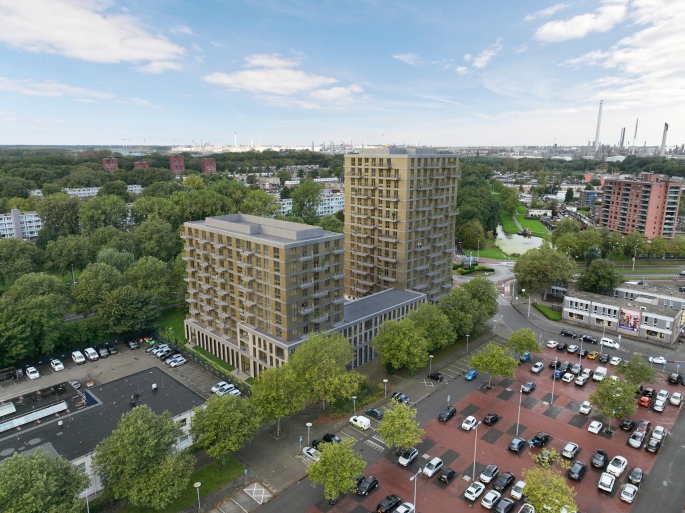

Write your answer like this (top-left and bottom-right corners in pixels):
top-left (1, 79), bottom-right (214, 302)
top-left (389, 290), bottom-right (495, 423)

top-left (102, 157), bottom-right (118, 172)
top-left (344, 148), bottom-right (459, 303)
top-left (278, 193), bottom-right (344, 217)
top-left (599, 172), bottom-right (682, 238)
top-left (170, 155), bottom-right (185, 174)
top-left (183, 214), bottom-right (345, 378)
top-left (134, 161), bottom-right (150, 169)
top-left (201, 158), bottom-right (217, 174)
top-left (0, 209), bottom-right (42, 239)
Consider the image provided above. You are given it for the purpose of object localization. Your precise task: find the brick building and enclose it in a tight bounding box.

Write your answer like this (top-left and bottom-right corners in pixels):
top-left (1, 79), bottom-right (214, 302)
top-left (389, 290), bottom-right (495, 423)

top-left (170, 155), bottom-right (185, 174)
top-left (102, 158), bottom-right (118, 172)
top-left (134, 161), bottom-right (150, 169)
top-left (201, 158), bottom-right (217, 174)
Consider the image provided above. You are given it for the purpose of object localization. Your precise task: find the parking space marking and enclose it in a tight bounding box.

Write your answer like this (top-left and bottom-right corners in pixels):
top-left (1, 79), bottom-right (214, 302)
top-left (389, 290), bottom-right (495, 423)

top-left (231, 498), bottom-right (249, 513)
top-left (243, 483), bottom-right (272, 505)
top-left (420, 380), bottom-right (435, 387)
top-left (371, 434), bottom-right (386, 446)
top-left (340, 431), bottom-right (358, 444)
top-left (364, 440), bottom-right (385, 452)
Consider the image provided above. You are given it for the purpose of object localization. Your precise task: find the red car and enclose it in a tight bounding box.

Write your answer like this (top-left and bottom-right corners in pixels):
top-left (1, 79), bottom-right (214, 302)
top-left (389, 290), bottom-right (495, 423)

top-left (638, 396), bottom-right (651, 408)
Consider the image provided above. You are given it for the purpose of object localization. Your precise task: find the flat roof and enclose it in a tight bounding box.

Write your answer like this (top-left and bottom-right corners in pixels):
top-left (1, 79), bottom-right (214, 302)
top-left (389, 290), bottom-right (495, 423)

top-left (566, 290), bottom-right (682, 318)
top-left (0, 367), bottom-right (204, 464)
top-left (616, 282), bottom-right (685, 298)
top-left (347, 147), bottom-right (451, 156)
top-left (341, 289), bottom-right (426, 325)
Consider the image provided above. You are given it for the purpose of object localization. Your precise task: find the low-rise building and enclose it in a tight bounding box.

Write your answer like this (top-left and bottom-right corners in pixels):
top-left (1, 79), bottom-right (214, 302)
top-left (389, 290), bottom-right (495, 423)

top-left (0, 208), bottom-right (42, 240)
top-left (134, 161), bottom-right (150, 169)
top-left (277, 193), bottom-right (344, 217)
top-left (64, 187), bottom-right (99, 200)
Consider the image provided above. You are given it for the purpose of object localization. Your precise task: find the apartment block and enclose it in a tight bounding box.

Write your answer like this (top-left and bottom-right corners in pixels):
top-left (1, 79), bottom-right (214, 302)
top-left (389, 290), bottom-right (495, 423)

top-left (344, 148), bottom-right (459, 303)
top-left (170, 155), bottom-right (185, 174)
top-left (201, 158), bottom-right (217, 174)
top-left (183, 214), bottom-right (345, 378)
top-left (102, 157), bottom-right (118, 172)
top-left (599, 172), bottom-right (682, 238)
top-left (134, 161), bottom-right (150, 169)
top-left (0, 208), bottom-right (42, 240)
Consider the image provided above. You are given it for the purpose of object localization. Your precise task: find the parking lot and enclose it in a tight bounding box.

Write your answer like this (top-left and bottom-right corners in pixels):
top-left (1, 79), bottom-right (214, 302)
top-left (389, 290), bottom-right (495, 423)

top-left (304, 343), bottom-right (682, 513)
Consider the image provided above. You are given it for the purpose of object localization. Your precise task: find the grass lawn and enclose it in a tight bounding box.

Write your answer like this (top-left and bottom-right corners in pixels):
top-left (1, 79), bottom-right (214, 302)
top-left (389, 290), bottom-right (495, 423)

top-left (515, 215), bottom-right (551, 240)
top-left (155, 306), bottom-right (189, 344)
top-left (578, 209), bottom-right (589, 216)
top-left (121, 457), bottom-right (244, 513)
top-left (533, 303), bottom-right (562, 321)
top-left (516, 205), bottom-right (528, 215)
top-left (500, 212), bottom-right (519, 234)
top-left (477, 248), bottom-right (514, 260)
top-left (193, 346), bottom-right (236, 372)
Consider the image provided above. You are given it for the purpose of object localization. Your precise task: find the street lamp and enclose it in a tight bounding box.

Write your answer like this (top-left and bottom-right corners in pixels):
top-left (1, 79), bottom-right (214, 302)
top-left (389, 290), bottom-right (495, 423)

top-left (465, 334), bottom-right (470, 353)
top-left (516, 385), bottom-right (523, 437)
top-left (352, 395), bottom-right (357, 415)
top-left (633, 244), bottom-right (639, 271)
top-left (472, 421), bottom-right (482, 481)
top-left (383, 379), bottom-right (388, 399)
top-left (306, 422), bottom-right (312, 445)
top-left (194, 482), bottom-right (201, 513)
top-left (429, 355), bottom-right (434, 374)
top-left (409, 467), bottom-right (423, 510)
top-left (551, 356), bottom-right (558, 405)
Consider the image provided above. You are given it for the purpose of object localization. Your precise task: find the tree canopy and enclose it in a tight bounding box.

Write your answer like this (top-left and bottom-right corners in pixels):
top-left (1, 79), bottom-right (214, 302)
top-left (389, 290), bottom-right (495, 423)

top-left (372, 318), bottom-right (429, 373)
top-left (376, 403), bottom-right (424, 453)
top-left (523, 466), bottom-right (577, 513)
top-left (469, 342), bottom-right (518, 387)
top-left (588, 378), bottom-right (637, 431)
top-left (251, 365), bottom-right (307, 436)
top-left (513, 243), bottom-right (575, 299)
top-left (577, 259), bottom-right (624, 293)
top-left (505, 328), bottom-right (542, 358)
top-left (405, 303), bottom-right (455, 352)
top-left (614, 354), bottom-right (656, 386)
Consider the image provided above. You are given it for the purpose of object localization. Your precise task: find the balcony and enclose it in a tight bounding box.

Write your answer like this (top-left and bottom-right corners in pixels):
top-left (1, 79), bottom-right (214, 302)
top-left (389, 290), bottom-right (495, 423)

top-left (415, 245), bottom-right (429, 252)
top-left (352, 268), bottom-right (368, 276)
top-left (298, 252), bottom-right (315, 262)
top-left (333, 272), bottom-right (345, 280)
top-left (185, 297), bottom-right (197, 304)
top-left (417, 226), bottom-right (431, 232)
top-left (378, 255), bottom-right (398, 263)
top-left (352, 250), bottom-right (370, 257)
top-left (187, 287), bottom-right (198, 294)
top-left (331, 247), bottom-right (345, 254)
top-left (241, 310), bottom-right (255, 318)
top-left (357, 260), bottom-right (375, 268)
top-left (300, 305), bottom-right (315, 315)
top-left (414, 264), bottom-right (429, 271)
top-left (311, 288), bottom-right (329, 298)
top-left (238, 283), bottom-right (252, 293)
top-left (238, 261), bottom-right (253, 269)
top-left (299, 280), bottom-right (315, 290)
top-left (311, 313), bottom-right (329, 323)
top-left (378, 235), bottom-right (398, 243)
top-left (358, 242), bottom-right (375, 249)
top-left (358, 278), bottom-right (375, 286)
top-left (413, 283), bottom-right (428, 290)
top-left (242, 298), bottom-right (255, 307)
top-left (184, 277), bottom-right (196, 283)
top-left (382, 275), bottom-right (398, 282)
top-left (428, 251), bottom-right (441, 258)
top-left (241, 275), bottom-right (255, 282)
top-left (332, 295), bottom-right (344, 304)
top-left (416, 205), bottom-right (432, 212)
top-left (182, 256), bottom-right (195, 262)
top-left (239, 248), bottom-right (253, 257)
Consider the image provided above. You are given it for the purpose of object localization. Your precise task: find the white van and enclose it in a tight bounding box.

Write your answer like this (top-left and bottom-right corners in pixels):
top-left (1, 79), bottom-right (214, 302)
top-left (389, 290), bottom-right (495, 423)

top-left (350, 415), bottom-right (371, 430)
top-left (600, 337), bottom-right (620, 349)
top-left (84, 347), bottom-right (99, 361)
top-left (72, 350), bottom-right (86, 365)
top-left (593, 367), bottom-right (608, 381)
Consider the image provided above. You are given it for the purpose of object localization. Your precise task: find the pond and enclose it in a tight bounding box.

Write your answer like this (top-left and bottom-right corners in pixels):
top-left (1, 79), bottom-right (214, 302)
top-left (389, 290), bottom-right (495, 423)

top-left (495, 225), bottom-right (544, 255)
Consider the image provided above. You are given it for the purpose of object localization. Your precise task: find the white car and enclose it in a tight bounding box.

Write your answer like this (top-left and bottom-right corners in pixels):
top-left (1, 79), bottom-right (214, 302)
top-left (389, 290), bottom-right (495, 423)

top-left (423, 457), bottom-right (443, 477)
top-left (579, 401), bottom-right (592, 414)
top-left (69, 380), bottom-right (81, 389)
top-left (395, 503), bottom-right (415, 513)
top-left (610, 356), bottom-right (622, 366)
top-left (169, 357), bottom-right (187, 368)
top-left (480, 464), bottom-right (500, 483)
top-left (72, 351), bottom-right (86, 365)
top-left (398, 447), bottom-right (419, 467)
top-left (464, 481), bottom-right (485, 501)
top-left (561, 442), bottom-right (579, 459)
top-left (581, 367), bottom-right (593, 378)
top-left (211, 381), bottom-right (228, 393)
top-left (568, 345), bottom-right (579, 353)
top-left (83, 347), bottom-right (99, 361)
top-left (50, 359), bottom-right (64, 371)
top-left (216, 383), bottom-right (235, 395)
top-left (462, 415), bottom-right (478, 431)
top-left (228, 389), bottom-right (242, 397)
top-left (26, 367), bottom-right (40, 380)
top-left (546, 340), bottom-right (559, 349)
top-left (531, 362), bottom-right (544, 374)
top-left (598, 472), bottom-right (615, 493)
top-left (670, 392), bottom-right (683, 406)
top-left (621, 483), bottom-right (639, 504)
top-left (301, 446), bottom-right (320, 462)
top-left (481, 490), bottom-right (502, 510)
top-left (511, 481), bottom-right (526, 501)
top-left (562, 373), bottom-right (574, 383)
top-left (649, 356), bottom-right (666, 364)
top-left (657, 389), bottom-right (669, 402)
top-left (588, 421), bottom-right (603, 434)
top-left (653, 399), bottom-right (666, 412)
top-left (607, 455), bottom-right (628, 477)
top-left (601, 338), bottom-right (620, 349)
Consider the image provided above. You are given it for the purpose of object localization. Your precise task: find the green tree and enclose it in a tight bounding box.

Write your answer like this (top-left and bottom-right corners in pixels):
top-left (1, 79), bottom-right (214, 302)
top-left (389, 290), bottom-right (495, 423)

top-left (124, 256), bottom-right (169, 298)
top-left (289, 331), bottom-right (363, 409)
top-left (551, 217), bottom-right (581, 244)
top-left (251, 366), bottom-right (307, 436)
top-left (461, 276), bottom-right (499, 319)
top-left (457, 218), bottom-right (485, 250)
top-left (72, 263), bottom-right (125, 313)
top-left (190, 394), bottom-right (261, 465)
top-left (505, 328), bottom-right (542, 359)
top-left (564, 189), bottom-right (574, 203)
top-left (132, 218), bottom-right (182, 262)
top-left (405, 303), bottom-right (455, 352)
top-left (614, 354), bottom-right (656, 386)
top-left (291, 179), bottom-right (323, 224)
top-left (577, 259), bottom-right (624, 293)
top-left (93, 405), bottom-right (194, 509)
top-left (171, 189), bottom-right (232, 223)
top-left (0, 238), bottom-right (42, 286)
top-left (513, 243), bottom-right (575, 300)
top-left (469, 342), bottom-right (518, 387)
top-left (523, 466), bottom-right (577, 513)
top-left (588, 378), bottom-right (637, 432)
top-left (277, 169), bottom-right (291, 185)
top-left (590, 178), bottom-right (601, 186)
top-left (308, 439), bottom-right (366, 502)
top-left (90, 226), bottom-right (135, 253)
top-left (130, 196), bottom-right (181, 228)
top-left (376, 403), bottom-right (425, 454)
top-left (96, 285), bottom-right (161, 334)
top-left (41, 183), bottom-right (62, 196)
top-left (318, 214), bottom-right (343, 233)
top-left (583, 246), bottom-right (602, 266)
top-left (623, 231), bottom-right (647, 257)
top-left (0, 450), bottom-right (88, 513)
top-left (97, 248), bottom-right (135, 273)
top-left (240, 189), bottom-right (280, 217)
top-left (98, 180), bottom-right (131, 202)
top-left (43, 235), bottom-right (93, 275)
top-left (438, 288), bottom-right (476, 337)
top-left (80, 194), bottom-right (128, 233)
top-left (183, 174), bottom-right (206, 190)
top-left (648, 236), bottom-right (670, 258)
top-left (372, 318), bottom-right (429, 373)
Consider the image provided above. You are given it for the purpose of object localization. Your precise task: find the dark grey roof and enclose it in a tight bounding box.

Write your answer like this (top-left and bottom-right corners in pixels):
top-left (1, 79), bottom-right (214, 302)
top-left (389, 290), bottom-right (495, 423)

top-left (566, 290), bottom-right (682, 318)
top-left (616, 282), bottom-right (685, 298)
top-left (0, 367), bottom-right (204, 464)
top-left (341, 289), bottom-right (426, 325)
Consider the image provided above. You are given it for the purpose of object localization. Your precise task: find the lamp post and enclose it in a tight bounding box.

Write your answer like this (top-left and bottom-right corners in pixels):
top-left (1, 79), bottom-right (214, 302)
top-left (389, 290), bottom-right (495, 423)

top-left (633, 244), bottom-right (638, 271)
top-left (383, 379), bottom-right (388, 399)
top-left (306, 422), bottom-right (312, 445)
top-left (516, 385), bottom-right (523, 437)
top-left (194, 482), bottom-right (201, 512)
top-left (352, 395), bottom-right (357, 415)
top-left (410, 467), bottom-right (423, 510)
top-left (551, 357), bottom-right (558, 405)
top-left (429, 355), bottom-right (434, 374)
top-left (465, 334), bottom-right (470, 353)
top-left (472, 421), bottom-right (482, 481)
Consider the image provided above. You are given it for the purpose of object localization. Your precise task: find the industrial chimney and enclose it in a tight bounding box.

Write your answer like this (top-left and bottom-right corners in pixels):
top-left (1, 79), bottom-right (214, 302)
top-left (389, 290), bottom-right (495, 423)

top-left (659, 123), bottom-right (669, 156)
top-left (594, 100), bottom-right (603, 156)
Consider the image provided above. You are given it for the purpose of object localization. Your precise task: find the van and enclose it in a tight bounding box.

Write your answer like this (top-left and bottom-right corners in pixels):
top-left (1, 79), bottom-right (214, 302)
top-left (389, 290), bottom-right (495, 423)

top-left (593, 367), bottom-right (608, 382)
top-left (84, 347), bottom-right (99, 361)
top-left (72, 351), bottom-right (86, 365)
top-left (600, 337), bottom-right (619, 349)
top-left (349, 415), bottom-right (371, 430)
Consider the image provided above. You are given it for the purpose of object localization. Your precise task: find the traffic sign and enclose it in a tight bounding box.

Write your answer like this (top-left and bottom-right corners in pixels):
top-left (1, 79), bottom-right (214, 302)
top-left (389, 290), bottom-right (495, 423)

top-left (244, 469), bottom-right (248, 475)
top-left (299, 436), bottom-right (303, 442)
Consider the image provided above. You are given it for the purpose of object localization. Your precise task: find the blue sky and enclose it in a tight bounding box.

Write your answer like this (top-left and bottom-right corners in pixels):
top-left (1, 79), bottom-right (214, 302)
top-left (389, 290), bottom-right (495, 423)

top-left (0, 0), bottom-right (682, 147)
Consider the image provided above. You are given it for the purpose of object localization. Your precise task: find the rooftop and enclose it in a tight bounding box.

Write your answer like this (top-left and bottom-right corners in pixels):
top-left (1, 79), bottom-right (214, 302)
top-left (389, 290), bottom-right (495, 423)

top-left (566, 290), bottom-right (683, 318)
top-left (341, 288), bottom-right (426, 325)
top-left (0, 367), bottom-right (204, 464)
top-left (349, 147), bottom-right (450, 156)
top-left (615, 281), bottom-right (685, 298)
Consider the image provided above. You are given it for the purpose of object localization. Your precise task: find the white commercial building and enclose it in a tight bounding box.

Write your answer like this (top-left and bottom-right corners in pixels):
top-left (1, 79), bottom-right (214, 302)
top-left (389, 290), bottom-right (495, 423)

top-left (277, 193), bottom-right (344, 217)
top-left (64, 185), bottom-right (143, 199)
top-left (0, 209), bottom-right (42, 239)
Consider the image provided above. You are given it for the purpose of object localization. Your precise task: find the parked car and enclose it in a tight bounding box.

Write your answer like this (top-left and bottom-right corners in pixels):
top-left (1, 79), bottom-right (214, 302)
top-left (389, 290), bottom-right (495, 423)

top-left (579, 349), bottom-right (589, 358)
top-left (561, 442), bottom-right (579, 459)
top-left (521, 382), bottom-right (536, 393)
top-left (26, 367), bottom-right (40, 380)
top-left (531, 362), bottom-right (544, 374)
top-left (651, 425), bottom-right (668, 441)
top-left (601, 337), bottom-right (620, 348)
top-left (169, 357), bottom-right (187, 368)
top-left (211, 381), bottom-right (229, 393)
top-left (581, 367), bottom-right (593, 378)
top-left (599, 353), bottom-right (610, 363)
top-left (570, 363), bottom-right (582, 375)
top-left (557, 343), bottom-right (568, 352)
top-left (301, 446), bottom-right (320, 462)
top-left (126, 339), bottom-right (139, 350)
top-left (462, 416), bottom-right (479, 431)
top-left (464, 481), bottom-right (485, 501)
top-left (376, 495), bottom-right (402, 513)
top-left (560, 329), bottom-right (577, 338)
top-left (438, 468), bottom-right (457, 484)
top-left (105, 343), bottom-right (117, 354)
top-left (561, 373), bottom-right (575, 383)
top-left (588, 421), bottom-right (603, 434)
top-left (509, 438), bottom-right (526, 453)
top-left (628, 430), bottom-right (646, 449)
top-left (587, 351), bottom-right (599, 359)
top-left (621, 483), bottom-right (639, 504)
top-left (72, 351), bottom-right (86, 365)
top-left (69, 380), bottom-right (81, 389)
top-left (580, 335), bottom-right (597, 344)
top-left (598, 472), bottom-right (616, 493)
top-left (649, 356), bottom-right (666, 365)
top-left (645, 438), bottom-right (662, 453)
top-left (643, 388), bottom-right (656, 397)
top-left (510, 481), bottom-right (525, 501)
top-left (532, 432), bottom-right (549, 447)
top-left (483, 413), bottom-right (501, 426)
top-left (607, 455), bottom-right (628, 477)
top-left (567, 345), bottom-right (579, 354)
top-left (428, 372), bottom-right (444, 382)
top-left (394, 503), bottom-right (415, 513)
top-left (653, 399), bottom-right (666, 412)
top-left (567, 461), bottom-right (588, 482)
top-left (84, 347), bottom-right (99, 361)
top-left (465, 369), bottom-right (479, 380)
top-left (423, 457), bottom-right (443, 477)
top-left (356, 476), bottom-right (378, 496)
top-left (349, 415), bottom-right (371, 430)
top-left (638, 396), bottom-right (652, 408)
top-left (575, 376), bottom-right (588, 387)
top-left (481, 490), bottom-right (502, 510)
top-left (398, 447), bottom-right (419, 467)
top-left (546, 340), bottom-right (558, 349)
top-left (610, 356), bottom-right (622, 366)
top-left (97, 346), bottom-right (109, 358)
top-left (391, 392), bottom-right (409, 404)
top-left (366, 408), bottom-right (384, 420)
top-left (438, 406), bottom-right (456, 423)
top-left (591, 449), bottom-right (608, 468)
top-left (480, 464), bottom-right (500, 484)
top-left (621, 419), bottom-right (636, 431)
top-left (628, 467), bottom-right (643, 485)
top-left (636, 419), bottom-right (651, 433)
top-left (50, 359), bottom-right (64, 371)
top-left (493, 472), bottom-right (515, 492)
top-left (668, 373), bottom-right (682, 385)
top-left (670, 392), bottom-right (683, 406)
top-left (520, 351), bottom-right (531, 362)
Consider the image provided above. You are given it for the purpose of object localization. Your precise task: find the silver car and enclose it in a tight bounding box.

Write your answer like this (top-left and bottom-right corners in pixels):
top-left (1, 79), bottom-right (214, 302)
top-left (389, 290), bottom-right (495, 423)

top-left (398, 447), bottom-right (418, 467)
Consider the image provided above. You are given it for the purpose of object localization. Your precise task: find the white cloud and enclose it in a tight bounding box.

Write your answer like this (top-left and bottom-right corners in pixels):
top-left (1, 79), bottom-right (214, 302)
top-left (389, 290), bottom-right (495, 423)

top-left (0, 0), bottom-right (185, 71)
top-left (136, 61), bottom-right (183, 73)
top-left (471, 40), bottom-right (503, 68)
top-left (0, 76), bottom-right (114, 100)
top-left (210, 41), bottom-right (223, 47)
top-left (524, 2), bottom-right (571, 22)
top-left (170, 25), bottom-right (194, 35)
top-left (463, 54), bottom-right (472, 62)
top-left (455, 66), bottom-right (470, 75)
top-left (535, 0), bottom-right (629, 42)
top-left (309, 85), bottom-right (363, 101)
top-left (131, 97), bottom-right (150, 106)
top-left (243, 54), bottom-right (298, 68)
top-left (191, 43), bottom-right (203, 52)
top-left (392, 53), bottom-right (423, 66)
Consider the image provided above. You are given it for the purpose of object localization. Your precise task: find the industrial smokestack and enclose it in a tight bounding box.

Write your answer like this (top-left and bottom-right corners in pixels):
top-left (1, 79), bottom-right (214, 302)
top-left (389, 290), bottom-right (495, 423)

top-left (631, 118), bottom-right (639, 155)
top-left (594, 100), bottom-right (603, 155)
top-left (619, 127), bottom-right (626, 150)
top-left (660, 123), bottom-right (669, 156)
top-left (234, 132), bottom-right (237, 148)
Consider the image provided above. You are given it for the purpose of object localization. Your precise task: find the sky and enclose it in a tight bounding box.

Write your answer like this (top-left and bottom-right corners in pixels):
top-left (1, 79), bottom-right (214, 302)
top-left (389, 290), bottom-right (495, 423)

top-left (0, 0), bottom-right (683, 147)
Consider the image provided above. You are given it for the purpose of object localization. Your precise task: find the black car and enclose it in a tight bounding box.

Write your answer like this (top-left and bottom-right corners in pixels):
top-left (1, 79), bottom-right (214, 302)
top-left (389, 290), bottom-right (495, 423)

top-left (567, 461), bottom-right (588, 482)
top-left (668, 373), bottom-right (682, 385)
top-left (591, 449), bottom-right (608, 468)
top-left (580, 335), bottom-right (597, 344)
top-left (105, 343), bottom-right (118, 355)
top-left (521, 381), bottom-right (536, 393)
top-left (366, 408), bottom-right (384, 420)
top-left (643, 388), bottom-right (655, 398)
top-left (557, 343), bottom-right (568, 352)
top-left (645, 438), bottom-right (661, 454)
top-left (621, 419), bottom-right (636, 431)
top-left (438, 406), bottom-right (457, 423)
top-left (428, 372), bottom-right (444, 382)
top-left (599, 353), bottom-right (609, 363)
top-left (628, 467), bottom-right (643, 486)
top-left (579, 349), bottom-right (589, 358)
top-left (376, 494), bottom-right (402, 513)
top-left (312, 439), bottom-right (323, 449)
top-left (508, 438), bottom-right (526, 453)
top-left (549, 360), bottom-right (561, 369)
top-left (495, 498), bottom-right (516, 513)
top-left (532, 431), bottom-right (550, 447)
top-left (323, 433), bottom-right (341, 444)
top-left (356, 476), bottom-right (378, 496)
top-left (438, 468), bottom-right (457, 484)
top-left (483, 413), bottom-right (501, 426)
top-left (559, 361), bottom-right (571, 373)
top-left (560, 329), bottom-right (577, 338)
top-left (493, 472), bottom-right (515, 492)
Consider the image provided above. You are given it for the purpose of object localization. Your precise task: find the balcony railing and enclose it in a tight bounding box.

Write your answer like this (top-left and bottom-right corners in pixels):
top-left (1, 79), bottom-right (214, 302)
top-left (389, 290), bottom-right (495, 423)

top-left (311, 288), bottom-right (329, 298)
top-left (299, 280), bottom-right (315, 289)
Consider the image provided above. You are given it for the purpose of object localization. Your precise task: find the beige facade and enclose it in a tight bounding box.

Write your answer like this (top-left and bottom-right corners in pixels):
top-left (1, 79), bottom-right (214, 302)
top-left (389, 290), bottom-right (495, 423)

top-left (344, 148), bottom-right (459, 303)
top-left (183, 214), bottom-right (344, 378)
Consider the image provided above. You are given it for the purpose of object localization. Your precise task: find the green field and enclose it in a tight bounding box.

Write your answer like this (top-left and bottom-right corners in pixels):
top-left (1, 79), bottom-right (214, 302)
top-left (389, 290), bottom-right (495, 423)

top-left (155, 306), bottom-right (189, 343)
top-left (515, 215), bottom-right (551, 240)
top-left (500, 213), bottom-right (519, 234)
top-left (516, 205), bottom-right (528, 215)
top-left (533, 303), bottom-right (562, 321)
top-left (578, 209), bottom-right (589, 216)
top-left (478, 247), bottom-right (514, 260)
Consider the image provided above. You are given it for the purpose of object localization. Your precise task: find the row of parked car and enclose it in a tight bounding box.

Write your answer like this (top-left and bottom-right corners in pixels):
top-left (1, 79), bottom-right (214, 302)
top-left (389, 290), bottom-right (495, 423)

top-left (210, 380), bottom-right (242, 397)
top-left (145, 343), bottom-right (187, 368)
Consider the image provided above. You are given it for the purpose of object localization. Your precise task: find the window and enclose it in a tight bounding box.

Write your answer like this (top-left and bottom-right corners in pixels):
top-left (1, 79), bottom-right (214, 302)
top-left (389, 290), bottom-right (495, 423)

top-left (646, 330), bottom-right (665, 339)
top-left (178, 418), bottom-right (187, 427)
